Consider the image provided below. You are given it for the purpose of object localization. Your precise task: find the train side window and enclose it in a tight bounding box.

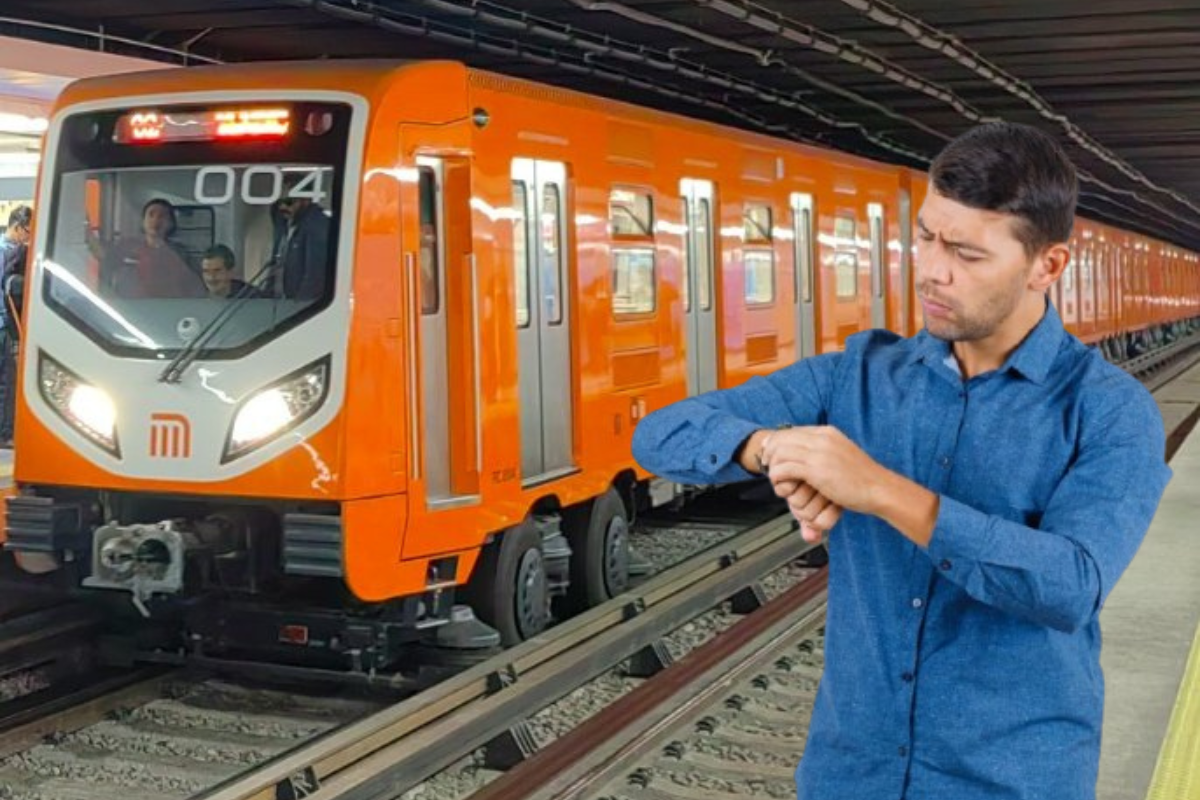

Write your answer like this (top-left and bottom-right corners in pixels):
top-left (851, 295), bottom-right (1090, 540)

top-left (512, 180), bottom-right (531, 328)
top-left (695, 198), bottom-right (713, 311)
top-left (795, 205), bottom-right (814, 304)
top-left (610, 186), bottom-right (656, 316)
top-left (610, 188), bottom-right (653, 237)
top-left (613, 249), bottom-right (656, 315)
top-left (835, 214), bottom-right (859, 300)
top-left (744, 204), bottom-right (772, 244)
top-left (418, 167), bottom-right (440, 315)
top-left (743, 203), bottom-right (774, 306)
top-left (744, 251), bottom-right (775, 306)
top-left (541, 183), bottom-right (563, 325)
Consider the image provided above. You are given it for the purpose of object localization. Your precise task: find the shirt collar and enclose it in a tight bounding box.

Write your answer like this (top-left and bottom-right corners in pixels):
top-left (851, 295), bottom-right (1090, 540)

top-left (906, 298), bottom-right (1064, 385)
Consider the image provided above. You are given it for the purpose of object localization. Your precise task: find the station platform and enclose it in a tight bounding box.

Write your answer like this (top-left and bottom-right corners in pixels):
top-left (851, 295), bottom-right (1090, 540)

top-left (1098, 368), bottom-right (1200, 800)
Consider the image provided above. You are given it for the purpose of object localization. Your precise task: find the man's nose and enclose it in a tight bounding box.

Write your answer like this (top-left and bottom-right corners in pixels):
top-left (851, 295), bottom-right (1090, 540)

top-left (917, 245), bottom-right (953, 285)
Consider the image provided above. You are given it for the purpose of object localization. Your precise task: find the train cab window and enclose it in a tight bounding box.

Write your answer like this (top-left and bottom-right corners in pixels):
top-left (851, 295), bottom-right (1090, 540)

top-left (610, 188), bottom-right (654, 237)
top-left (42, 101), bottom-right (352, 359)
top-left (512, 181), bottom-right (531, 328)
top-left (835, 214), bottom-right (859, 300)
top-left (418, 167), bottom-right (440, 315)
top-left (541, 183), bottom-right (564, 325)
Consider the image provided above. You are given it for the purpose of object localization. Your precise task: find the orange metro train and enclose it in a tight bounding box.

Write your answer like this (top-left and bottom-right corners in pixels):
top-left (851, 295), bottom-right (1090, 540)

top-left (2, 60), bottom-right (1197, 668)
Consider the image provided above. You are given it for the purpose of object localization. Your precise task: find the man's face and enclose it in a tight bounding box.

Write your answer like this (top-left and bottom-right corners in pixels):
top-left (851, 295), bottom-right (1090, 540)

top-left (201, 257), bottom-right (233, 297)
top-left (10, 222), bottom-right (29, 245)
top-left (915, 190), bottom-right (1038, 342)
top-left (143, 204), bottom-right (173, 239)
top-left (278, 195), bottom-right (309, 221)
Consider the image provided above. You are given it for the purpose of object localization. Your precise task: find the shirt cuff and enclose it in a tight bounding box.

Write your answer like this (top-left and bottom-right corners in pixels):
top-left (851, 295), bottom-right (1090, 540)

top-left (696, 416), bottom-right (762, 482)
top-left (925, 494), bottom-right (996, 576)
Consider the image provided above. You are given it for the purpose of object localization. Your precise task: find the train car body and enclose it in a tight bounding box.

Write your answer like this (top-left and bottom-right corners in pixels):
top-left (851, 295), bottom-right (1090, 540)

top-left (2, 60), bottom-right (1196, 668)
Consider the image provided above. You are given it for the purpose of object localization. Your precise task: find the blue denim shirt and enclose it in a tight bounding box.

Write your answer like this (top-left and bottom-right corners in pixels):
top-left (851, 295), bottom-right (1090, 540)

top-left (632, 303), bottom-right (1171, 800)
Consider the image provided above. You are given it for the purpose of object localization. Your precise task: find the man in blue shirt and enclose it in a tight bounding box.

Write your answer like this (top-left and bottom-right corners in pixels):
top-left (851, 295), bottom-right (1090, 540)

top-left (631, 122), bottom-right (1172, 799)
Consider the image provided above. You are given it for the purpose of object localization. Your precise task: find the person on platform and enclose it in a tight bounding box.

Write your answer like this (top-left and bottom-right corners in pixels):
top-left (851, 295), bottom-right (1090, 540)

top-left (632, 121), bottom-right (1171, 800)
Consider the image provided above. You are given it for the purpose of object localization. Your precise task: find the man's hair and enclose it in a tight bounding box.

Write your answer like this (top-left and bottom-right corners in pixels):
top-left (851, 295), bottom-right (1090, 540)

top-left (203, 244), bottom-right (236, 270)
top-left (929, 122), bottom-right (1078, 258)
top-left (7, 205), bottom-right (31, 230)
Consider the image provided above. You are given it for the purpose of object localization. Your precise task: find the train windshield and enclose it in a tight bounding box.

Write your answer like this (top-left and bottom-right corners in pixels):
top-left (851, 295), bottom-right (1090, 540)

top-left (41, 102), bottom-right (351, 358)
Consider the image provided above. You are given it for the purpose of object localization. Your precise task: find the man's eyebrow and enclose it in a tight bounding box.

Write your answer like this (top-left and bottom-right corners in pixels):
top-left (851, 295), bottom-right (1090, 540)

top-left (916, 215), bottom-right (993, 256)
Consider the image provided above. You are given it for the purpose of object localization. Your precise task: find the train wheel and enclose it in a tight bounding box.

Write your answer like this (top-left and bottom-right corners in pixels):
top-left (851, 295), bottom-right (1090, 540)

top-left (462, 520), bottom-right (549, 647)
top-left (563, 487), bottom-right (631, 613)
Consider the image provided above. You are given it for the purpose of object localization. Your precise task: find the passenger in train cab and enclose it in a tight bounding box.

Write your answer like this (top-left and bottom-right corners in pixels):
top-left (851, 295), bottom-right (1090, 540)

top-left (632, 122), bottom-right (1172, 800)
top-left (201, 244), bottom-right (263, 300)
top-left (268, 174), bottom-right (330, 300)
top-left (95, 198), bottom-right (204, 299)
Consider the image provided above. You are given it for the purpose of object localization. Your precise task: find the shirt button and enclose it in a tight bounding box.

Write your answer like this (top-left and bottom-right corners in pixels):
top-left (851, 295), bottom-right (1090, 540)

top-left (898, 745), bottom-right (909, 757)
top-left (709, 454), bottom-right (718, 465)
top-left (901, 671), bottom-right (914, 683)
top-left (940, 559), bottom-right (953, 571)
top-left (911, 597), bottom-right (923, 609)
top-left (939, 456), bottom-right (952, 469)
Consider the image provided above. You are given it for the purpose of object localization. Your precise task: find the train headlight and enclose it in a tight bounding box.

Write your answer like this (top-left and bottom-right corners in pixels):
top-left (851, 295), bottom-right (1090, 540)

top-left (223, 357), bottom-right (330, 462)
top-left (38, 353), bottom-right (120, 456)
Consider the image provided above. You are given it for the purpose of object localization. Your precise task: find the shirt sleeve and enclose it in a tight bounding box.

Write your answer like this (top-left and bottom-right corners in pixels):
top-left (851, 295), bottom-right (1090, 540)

top-left (925, 383), bottom-right (1172, 633)
top-left (631, 352), bottom-right (842, 485)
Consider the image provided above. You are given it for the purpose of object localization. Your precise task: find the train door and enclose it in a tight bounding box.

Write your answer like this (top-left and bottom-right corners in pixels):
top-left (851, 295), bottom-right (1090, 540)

top-left (512, 159), bottom-right (574, 482)
top-left (414, 155), bottom-right (481, 506)
top-left (868, 202), bottom-right (887, 329)
top-left (681, 179), bottom-right (718, 394)
top-left (790, 192), bottom-right (816, 358)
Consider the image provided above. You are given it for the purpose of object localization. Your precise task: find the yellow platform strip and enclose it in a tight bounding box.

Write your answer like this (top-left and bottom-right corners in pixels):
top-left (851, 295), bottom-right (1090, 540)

top-left (1146, 620), bottom-right (1200, 800)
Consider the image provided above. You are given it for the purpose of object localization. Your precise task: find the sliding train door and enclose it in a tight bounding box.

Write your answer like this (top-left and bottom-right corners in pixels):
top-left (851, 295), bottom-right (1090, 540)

top-left (512, 159), bottom-right (575, 483)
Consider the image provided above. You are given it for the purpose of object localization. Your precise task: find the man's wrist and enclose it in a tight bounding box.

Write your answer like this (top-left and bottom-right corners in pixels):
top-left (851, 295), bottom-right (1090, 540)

top-left (735, 429), bottom-right (772, 474)
top-left (871, 468), bottom-right (939, 546)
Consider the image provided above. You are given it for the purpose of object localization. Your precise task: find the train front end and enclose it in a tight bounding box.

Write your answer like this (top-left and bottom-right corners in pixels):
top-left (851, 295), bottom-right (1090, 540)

top-left (0, 83), bottom-right (419, 667)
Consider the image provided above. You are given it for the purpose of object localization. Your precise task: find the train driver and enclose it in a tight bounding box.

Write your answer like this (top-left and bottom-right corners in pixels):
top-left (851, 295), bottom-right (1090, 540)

top-left (201, 244), bottom-right (263, 300)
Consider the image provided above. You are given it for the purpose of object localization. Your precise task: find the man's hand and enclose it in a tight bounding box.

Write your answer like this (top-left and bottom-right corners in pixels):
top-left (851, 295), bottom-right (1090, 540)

top-left (761, 425), bottom-right (941, 547)
top-left (753, 429), bottom-right (843, 543)
top-left (785, 483), bottom-right (842, 543)
top-left (761, 426), bottom-right (888, 514)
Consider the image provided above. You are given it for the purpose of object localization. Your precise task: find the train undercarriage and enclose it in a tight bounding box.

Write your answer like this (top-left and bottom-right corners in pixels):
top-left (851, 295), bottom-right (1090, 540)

top-left (1, 479), bottom-right (652, 681)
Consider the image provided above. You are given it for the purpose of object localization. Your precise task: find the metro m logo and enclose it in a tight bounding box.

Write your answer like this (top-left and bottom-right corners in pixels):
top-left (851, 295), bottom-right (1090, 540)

top-left (149, 413), bottom-right (192, 459)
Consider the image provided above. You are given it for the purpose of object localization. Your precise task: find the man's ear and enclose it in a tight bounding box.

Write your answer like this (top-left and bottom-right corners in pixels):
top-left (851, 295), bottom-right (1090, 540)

top-left (1029, 243), bottom-right (1071, 291)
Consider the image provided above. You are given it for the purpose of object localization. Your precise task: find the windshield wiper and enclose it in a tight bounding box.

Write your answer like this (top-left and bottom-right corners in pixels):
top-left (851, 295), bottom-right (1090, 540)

top-left (157, 261), bottom-right (277, 384)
